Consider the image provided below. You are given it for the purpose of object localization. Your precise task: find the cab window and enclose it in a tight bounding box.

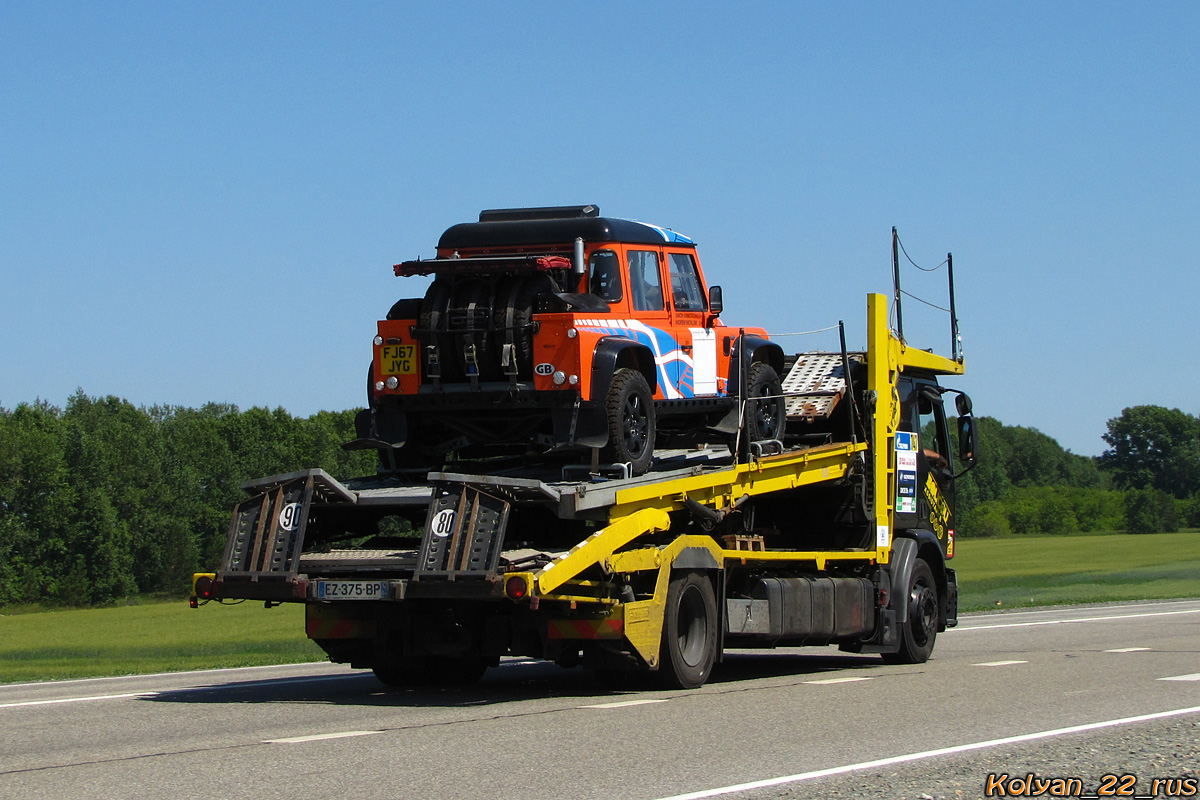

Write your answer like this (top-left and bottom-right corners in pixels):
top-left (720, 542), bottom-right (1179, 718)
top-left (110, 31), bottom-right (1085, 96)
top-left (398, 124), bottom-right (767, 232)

top-left (668, 252), bottom-right (707, 311)
top-left (917, 386), bottom-right (952, 476)
top-left (589, 249), bottom-right (622, 302)
top-left (628, 250), bottom-right (664, 311)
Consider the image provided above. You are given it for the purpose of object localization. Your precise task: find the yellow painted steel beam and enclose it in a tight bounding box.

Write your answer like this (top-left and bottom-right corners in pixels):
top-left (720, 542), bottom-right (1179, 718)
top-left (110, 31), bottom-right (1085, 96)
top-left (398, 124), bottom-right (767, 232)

top-left (608, 547), bottom-right (663, 575)
top-left (535, 507), bottom-right (670, 594)
top-left (538, 593), bottom-right (620, 605)
top-left (897, 346), bottom-right (965, 376)
top-left (867, 292), bottom-right (897, 564)
top-left (718, 549), bottom-right (876, 571)
top-left (607, 441), bottom-right (867, 521)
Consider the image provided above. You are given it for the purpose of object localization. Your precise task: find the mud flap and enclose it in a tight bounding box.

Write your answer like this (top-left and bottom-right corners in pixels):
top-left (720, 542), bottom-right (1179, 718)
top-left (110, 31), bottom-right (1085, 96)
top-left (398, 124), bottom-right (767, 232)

top-left (344, 404), bottom-right (408, 449)
top-left (553, 401), bottom-right (608, 449)
top-left (944, 567), bottom-right (958, 628)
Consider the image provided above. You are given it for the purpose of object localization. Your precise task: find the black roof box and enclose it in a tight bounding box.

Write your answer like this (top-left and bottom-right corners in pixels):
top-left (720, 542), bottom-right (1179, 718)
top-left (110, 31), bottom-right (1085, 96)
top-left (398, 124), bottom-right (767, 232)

top-left (478, 205), bottom-right (599, 222)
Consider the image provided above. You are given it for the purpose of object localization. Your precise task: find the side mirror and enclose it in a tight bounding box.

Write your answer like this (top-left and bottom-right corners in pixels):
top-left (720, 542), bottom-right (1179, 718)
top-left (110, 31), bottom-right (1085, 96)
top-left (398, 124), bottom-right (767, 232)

top-left (708, 285), bottom-right (723, 314)
top-left (957, 414), bottom-right (977, 466)
top-left (955, 392), bottom-right (973, 416)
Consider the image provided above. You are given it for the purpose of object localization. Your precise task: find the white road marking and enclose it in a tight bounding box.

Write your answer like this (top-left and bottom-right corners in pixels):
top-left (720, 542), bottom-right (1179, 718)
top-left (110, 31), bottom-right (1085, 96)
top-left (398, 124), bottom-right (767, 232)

top-left (954, 608), bottom-right (1200, 631)
top-left (973, 660), bottom-right (1028, 667)
top-left (1106, 647), bottom-right (1151, 653)
top-left (580, 699), bottom-right (669, 709)
top-left (653, 705), bottom-right (1200, 800)
top-left (803, 677), bottom-right (873, 685)
top-left (0, 673), bottom-right (364, 711)
top-left (265, 731), bottom-right (382, 744)
top-left (0, 661), bottom-right (334, 689)
top-left (1159, 673), bottom-right (1200, 682)
top-left (0, 692), bottom-right (156, 709)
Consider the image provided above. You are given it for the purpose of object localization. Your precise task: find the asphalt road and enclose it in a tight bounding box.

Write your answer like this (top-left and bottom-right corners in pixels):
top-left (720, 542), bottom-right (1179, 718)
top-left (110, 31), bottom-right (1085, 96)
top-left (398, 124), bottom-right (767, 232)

top-left (1, 600), bottom-right (1197, 800)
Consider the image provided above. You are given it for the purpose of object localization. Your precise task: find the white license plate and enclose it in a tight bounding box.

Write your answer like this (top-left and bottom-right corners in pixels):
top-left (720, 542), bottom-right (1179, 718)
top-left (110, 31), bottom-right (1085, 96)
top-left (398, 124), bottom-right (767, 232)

top-left (315, 580), bottom-right (387, 600)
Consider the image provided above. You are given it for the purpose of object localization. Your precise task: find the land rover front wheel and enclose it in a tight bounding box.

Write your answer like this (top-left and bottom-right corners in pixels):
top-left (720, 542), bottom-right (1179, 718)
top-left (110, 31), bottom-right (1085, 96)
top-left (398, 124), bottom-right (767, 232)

top-left (603, 368), bottom-right (656, 475)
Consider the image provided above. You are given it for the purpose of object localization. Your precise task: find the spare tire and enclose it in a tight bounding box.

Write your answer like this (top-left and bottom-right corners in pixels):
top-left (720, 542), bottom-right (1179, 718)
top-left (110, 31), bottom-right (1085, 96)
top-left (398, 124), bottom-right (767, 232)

top-left (419, 278), bottom-right (460, 382)
top-left (448, 278), bottom-right (500, 380)
top-left (493, 274), bottom-right (554, 380)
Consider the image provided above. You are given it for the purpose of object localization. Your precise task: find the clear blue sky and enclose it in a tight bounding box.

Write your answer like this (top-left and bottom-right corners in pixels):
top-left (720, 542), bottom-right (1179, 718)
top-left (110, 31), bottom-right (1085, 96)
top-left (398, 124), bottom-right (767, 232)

top-left (3, 2), bottom-right (1197, 456)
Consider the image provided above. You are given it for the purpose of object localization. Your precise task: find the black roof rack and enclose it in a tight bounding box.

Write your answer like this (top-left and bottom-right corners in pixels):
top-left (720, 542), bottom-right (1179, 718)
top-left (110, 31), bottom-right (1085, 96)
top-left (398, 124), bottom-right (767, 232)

top-left (478, 205), bottom-right (599, 222)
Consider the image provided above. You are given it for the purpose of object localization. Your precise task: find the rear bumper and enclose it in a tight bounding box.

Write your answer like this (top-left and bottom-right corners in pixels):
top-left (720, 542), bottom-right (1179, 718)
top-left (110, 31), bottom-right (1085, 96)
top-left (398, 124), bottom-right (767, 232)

top-left (370, 388), bottom-right (609, 449)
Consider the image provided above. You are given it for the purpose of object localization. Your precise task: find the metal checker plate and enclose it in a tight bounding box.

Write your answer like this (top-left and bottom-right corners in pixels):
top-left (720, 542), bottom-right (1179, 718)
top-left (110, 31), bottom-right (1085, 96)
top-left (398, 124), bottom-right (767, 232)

top-left (782, 352), bottom-right (848, 419)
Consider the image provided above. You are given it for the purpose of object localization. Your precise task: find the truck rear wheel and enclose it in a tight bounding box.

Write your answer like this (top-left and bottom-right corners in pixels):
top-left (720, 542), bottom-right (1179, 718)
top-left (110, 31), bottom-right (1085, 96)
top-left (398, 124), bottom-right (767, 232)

top-left (603, 368), bottom-right (656, 475)
top-left (659, 571), bottom-right (718, 689)
top-left (883, 558), bottom-right (938, 664)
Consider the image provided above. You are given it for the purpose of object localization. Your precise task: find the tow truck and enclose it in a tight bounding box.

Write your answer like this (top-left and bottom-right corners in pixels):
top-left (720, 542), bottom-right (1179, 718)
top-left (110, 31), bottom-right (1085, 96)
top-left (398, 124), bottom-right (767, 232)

top-left (192, 228), bottom-right (976, 689)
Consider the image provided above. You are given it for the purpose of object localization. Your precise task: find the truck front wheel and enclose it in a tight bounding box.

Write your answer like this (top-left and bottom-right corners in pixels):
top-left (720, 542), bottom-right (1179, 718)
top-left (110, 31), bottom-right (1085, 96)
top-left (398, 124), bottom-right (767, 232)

top-left (659, 571), bottom-right (718, 689)
top-left (883, 558), bottom-right (938, 664)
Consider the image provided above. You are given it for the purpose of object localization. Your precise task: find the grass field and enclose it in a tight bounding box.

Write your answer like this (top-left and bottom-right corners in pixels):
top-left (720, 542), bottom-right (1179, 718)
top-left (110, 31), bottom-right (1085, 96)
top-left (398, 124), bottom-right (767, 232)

top-left (1, 531), bottom-right (1196, 684)
top-left (954, 531), bottom-right (1200, 611)
top-left (0, 600), bottom-right (323, 684)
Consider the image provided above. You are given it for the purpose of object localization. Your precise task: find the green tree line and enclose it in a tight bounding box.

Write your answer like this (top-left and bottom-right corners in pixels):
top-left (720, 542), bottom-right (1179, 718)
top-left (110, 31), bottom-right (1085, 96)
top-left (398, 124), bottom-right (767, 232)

top-left (0, 392), bottom-right (374, 606)
top-left (1, 393), bottom-right (1196, 607)
top-left (955, 406), bottom-right (1200, 537)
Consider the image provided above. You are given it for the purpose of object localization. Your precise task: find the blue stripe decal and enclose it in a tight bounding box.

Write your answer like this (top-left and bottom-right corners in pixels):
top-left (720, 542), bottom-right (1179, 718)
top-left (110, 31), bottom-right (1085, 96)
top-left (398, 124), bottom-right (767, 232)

top-left (613, 219), bottom-right (696, 245)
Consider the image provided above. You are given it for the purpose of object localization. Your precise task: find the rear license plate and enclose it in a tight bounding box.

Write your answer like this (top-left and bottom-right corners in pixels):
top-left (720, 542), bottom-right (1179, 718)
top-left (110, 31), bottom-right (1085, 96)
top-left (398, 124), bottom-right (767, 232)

top-left (381, 345), bottom-right (417, 375)
top-left (316, 580), bottom-right (387, 600)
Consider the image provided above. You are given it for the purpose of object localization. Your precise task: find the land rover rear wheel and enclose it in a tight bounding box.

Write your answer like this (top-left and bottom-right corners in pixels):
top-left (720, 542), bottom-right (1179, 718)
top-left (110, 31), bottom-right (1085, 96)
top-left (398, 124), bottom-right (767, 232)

top-left (743, 362), bottom-right (785, 442)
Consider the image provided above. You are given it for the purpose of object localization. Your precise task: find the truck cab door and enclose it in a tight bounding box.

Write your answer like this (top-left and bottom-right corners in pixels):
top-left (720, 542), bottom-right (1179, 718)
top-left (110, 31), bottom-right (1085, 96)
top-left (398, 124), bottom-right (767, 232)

top-left (895, 378), bottom-right (955, 550)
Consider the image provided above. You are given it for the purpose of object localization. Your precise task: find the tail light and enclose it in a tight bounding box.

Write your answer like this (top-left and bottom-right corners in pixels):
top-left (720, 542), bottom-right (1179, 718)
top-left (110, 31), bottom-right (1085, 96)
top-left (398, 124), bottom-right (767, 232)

top-left (505, 574), bottom-right (529, 600)
top-left (194, 574), bottom-right (216, 600)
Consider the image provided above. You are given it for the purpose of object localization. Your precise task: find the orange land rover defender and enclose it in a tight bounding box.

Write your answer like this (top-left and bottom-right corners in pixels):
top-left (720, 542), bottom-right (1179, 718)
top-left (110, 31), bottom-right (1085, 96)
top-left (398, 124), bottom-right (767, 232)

top-left (351, 205), bottom-right (785, 474)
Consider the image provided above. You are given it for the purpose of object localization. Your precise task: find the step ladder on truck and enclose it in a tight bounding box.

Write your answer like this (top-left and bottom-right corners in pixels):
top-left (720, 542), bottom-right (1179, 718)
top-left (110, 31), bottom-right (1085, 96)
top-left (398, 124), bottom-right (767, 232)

top-left (192, 274), bottom-right (977, 690)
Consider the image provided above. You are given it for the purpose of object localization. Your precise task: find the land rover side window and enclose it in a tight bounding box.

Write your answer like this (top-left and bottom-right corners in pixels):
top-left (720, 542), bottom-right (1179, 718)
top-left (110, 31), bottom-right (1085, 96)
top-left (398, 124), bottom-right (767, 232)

top-left (628, 250), bottom-right (664, 311)
top-left (588, 249), bottom-right (622, 302)
top-left (668, 252), bottom-right (707, 311)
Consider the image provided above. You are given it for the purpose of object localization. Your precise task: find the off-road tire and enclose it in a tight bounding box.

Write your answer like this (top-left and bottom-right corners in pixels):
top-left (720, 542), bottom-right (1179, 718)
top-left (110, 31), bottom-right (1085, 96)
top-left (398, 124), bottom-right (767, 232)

top-left (493, 274), bottom-right (553, 379)
top-left (418, 279), bottom-right (461, 382)
top-left (743, 362), bottom-right (786, 442)
top-left (603, 368), bottom-right (656, 475)
top-left (449, 278), bottom-right (499, 380)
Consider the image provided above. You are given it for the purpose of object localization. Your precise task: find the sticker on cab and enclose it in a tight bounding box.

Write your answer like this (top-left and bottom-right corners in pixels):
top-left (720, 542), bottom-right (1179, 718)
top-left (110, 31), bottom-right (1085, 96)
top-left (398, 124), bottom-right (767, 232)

top-left (895, 432), bottom-right (918, 514)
